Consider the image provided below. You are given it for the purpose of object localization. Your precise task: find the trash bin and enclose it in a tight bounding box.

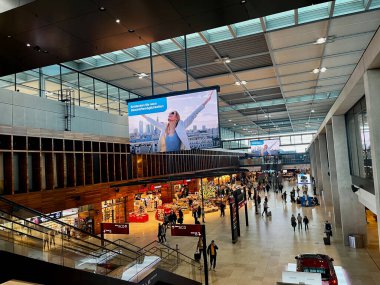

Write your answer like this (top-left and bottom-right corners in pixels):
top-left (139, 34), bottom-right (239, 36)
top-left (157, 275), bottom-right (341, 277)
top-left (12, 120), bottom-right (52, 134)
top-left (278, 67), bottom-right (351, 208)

top-left (349, 234), bottom-right (364, 248)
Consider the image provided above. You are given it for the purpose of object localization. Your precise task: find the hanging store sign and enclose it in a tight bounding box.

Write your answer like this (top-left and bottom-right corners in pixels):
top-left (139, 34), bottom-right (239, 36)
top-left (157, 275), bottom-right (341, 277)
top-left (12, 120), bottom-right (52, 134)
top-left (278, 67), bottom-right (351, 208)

top-left (170, 224), bottom-right (202, 237)
top-left (101, 223), bottom-right (129, 234)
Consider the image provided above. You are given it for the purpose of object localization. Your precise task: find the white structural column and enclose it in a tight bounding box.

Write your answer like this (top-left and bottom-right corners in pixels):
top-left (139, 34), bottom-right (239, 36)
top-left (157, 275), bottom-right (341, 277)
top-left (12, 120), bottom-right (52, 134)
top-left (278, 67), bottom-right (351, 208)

top-left (319, 134), bottom-right (333, 206)
top-left (310, 144), bottom-right (317, 185)
top-left (364, 69), bottom-right (380, 249)
top-left (325, 124), bottom-right (341, 227)
top-left (314, 138), bottom-right (322, 193)
top-left (332, 115), bottom-right (367, 246)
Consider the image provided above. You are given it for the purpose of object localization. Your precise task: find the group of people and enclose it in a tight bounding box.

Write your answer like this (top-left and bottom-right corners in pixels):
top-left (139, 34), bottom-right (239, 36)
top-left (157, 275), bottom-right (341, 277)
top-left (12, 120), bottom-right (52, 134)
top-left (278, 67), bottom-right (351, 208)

top-left (290, 213), bottom-right (309, 232)
top-left (196, 237), bottom-right (219, 271)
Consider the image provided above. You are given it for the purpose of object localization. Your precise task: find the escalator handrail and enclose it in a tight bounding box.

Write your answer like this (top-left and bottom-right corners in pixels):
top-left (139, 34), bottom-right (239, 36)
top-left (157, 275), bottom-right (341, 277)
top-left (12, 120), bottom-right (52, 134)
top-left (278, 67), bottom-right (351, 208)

top-left (0, 196), bottom-right (140, 257)
top-left (139, 240), bottom-right (197, 263)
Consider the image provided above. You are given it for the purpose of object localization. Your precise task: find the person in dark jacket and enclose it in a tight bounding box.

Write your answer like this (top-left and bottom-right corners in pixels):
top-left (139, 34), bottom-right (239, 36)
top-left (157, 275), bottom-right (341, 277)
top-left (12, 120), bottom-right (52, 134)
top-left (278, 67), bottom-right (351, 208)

top-left (207, 240), bottom-right (219, 271)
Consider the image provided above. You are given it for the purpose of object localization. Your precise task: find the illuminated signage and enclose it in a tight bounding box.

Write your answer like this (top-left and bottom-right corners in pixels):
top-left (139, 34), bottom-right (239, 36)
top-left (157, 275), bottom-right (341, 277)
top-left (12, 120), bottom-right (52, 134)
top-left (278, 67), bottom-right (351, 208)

top-left (170, 224), bottom-right (202, 237)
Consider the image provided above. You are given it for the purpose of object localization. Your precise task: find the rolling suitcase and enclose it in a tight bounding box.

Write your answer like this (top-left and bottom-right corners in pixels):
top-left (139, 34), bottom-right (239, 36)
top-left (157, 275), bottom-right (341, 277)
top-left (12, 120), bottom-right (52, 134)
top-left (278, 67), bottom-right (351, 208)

top-left (323, 236), bottom-right (331, 245)
top-left (267, 211), bottom-right (272, 217)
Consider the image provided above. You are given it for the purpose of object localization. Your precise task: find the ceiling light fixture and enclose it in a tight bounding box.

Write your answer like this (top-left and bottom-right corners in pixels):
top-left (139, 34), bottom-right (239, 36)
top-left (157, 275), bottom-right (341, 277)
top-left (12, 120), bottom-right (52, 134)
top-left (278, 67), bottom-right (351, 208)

top-left (222, 56), bottom-right (231, 64)
top-left (116, 19), bottom-right (120, 23)
top-left (234, 81), bottom-right (241, 86)
top-left (228, 119), bottom-right (232, 122)
top-left (311, 109), bottom-right (315, 113)
top-left (313, 67), bottom-right (327, 73)
top-left (241, 80), bottom-right (247, 85)
top-left (26, 43), bottom-right (31, 47)
top-left (128, 29), bottom-right (135, 33)
top-left (7, 35), bottom-right (12, 38)
top-left (264, 114), bottom-right (271, 118)
top-left (241, 0), bottom-right (246, 3)
top-left (136, 72), bottom-right (148, 79)
top-left (315, 37), bottom-right (326, 44)
top-left (234, 123), bottom-right (237, 126)
top-left (99, 6), bottom-right (106, 11)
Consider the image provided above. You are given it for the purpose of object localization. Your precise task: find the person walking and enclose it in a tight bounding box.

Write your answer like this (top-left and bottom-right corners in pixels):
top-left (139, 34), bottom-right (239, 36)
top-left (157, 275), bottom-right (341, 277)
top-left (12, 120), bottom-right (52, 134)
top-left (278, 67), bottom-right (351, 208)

top-left (196, 236), bottom-right (204, 263)
top-left (178, 209), bottom-right (184, 224)
top-left (220, 202), bottom-right (225, 217)
top-left (297, 213), bottom-right (303, 230)
top-left (291, 214), bottom-right (297, 232)
top-left (303, 215), bottom-right (309, 231)
top-left (282, 191), bottom-right (287, 203)
top-left (157, 223), bottom-right (163, 243)
top-left (161, 223), bottom-right (167, 243)
top-left (262, 200), bottom-right (269, 216)
top-left (207, 240), bottom-right (219, 271)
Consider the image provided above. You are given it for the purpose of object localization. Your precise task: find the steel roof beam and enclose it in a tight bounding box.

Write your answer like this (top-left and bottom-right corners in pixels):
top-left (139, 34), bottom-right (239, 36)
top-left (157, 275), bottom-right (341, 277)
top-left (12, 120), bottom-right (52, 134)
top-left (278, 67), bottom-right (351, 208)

top-left (260, 17), bottom-right (295, 132)
top-left (220, 92), bottom-right (339, 112)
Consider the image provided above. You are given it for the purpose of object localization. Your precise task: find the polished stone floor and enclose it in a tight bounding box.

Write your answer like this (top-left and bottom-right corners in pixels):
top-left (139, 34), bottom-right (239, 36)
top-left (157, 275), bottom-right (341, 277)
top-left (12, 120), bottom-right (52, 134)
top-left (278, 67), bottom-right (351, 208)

top-left (116, 181), bottom-right (380, 285)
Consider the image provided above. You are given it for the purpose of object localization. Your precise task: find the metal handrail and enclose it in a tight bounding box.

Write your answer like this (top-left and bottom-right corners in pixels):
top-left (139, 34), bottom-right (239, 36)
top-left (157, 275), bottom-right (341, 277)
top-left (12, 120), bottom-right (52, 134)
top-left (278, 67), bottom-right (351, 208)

top-left (0, 196), bottom-right (139, 257)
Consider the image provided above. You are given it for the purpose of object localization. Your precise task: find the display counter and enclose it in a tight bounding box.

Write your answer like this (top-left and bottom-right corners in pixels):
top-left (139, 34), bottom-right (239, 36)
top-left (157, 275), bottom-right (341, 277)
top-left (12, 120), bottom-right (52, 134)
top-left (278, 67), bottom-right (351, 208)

top-left (129, 213), bottom-right (149, 223)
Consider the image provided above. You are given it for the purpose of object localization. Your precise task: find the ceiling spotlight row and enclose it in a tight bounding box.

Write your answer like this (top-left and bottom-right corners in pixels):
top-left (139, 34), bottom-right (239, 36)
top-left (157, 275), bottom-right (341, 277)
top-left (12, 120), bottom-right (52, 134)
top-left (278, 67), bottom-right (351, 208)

top-left (99, 6), bottom-right (135, 32)
top-left (312, 67), bottom-right (327, 74)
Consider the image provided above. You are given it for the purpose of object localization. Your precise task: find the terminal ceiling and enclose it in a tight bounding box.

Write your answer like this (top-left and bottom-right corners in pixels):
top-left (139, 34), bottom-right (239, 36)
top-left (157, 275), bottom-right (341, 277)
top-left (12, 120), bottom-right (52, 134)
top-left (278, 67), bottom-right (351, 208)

top-left (1, 1), bottom-right (380, 138)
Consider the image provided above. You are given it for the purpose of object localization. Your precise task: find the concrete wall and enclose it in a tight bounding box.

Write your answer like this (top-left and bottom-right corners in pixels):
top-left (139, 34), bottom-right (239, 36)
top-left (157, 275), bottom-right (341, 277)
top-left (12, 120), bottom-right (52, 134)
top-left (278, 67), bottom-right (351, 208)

top-left (0, 89), bottom-right (129, 138)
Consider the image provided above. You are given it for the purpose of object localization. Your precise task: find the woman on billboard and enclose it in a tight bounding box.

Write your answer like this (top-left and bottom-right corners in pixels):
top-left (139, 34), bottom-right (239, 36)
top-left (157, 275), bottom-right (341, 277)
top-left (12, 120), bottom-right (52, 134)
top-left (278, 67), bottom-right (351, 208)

top-left (141, 91), bottom-right (213, 152)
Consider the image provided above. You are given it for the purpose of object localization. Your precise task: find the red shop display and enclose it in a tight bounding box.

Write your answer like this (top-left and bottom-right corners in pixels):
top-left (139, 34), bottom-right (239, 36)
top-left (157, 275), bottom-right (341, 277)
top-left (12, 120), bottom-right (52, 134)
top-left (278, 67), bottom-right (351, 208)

top-left (155, 205), bottom-right (172, 221)
top-left (129, 213), bottom-right (149, 223)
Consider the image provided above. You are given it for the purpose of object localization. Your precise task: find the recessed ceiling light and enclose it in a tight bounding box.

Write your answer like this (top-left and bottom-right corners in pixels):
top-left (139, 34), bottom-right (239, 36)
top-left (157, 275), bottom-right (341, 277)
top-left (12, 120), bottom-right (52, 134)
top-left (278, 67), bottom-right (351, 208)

top-left (99, 6), bottom-right (106, 11)
top-left (241, 0), bottom-right (246, 3)
top-left (228, 119), bottom-right (232, 122)
top-left (234, 123), bottom-right (237, 126)
top-left (264, 114), bottom-right (271, 118)
top-left (241, 80), bottom-right (247, 85)
top-left (128, 29), bottom-right (135, 33)
top-left (320, 67), bottom-right (327, 72)
top-left (312, 68), bottom-right (319, 74)
top-left (234, 81), bottom-right (241, 86)
top-left (136, 72), bottom-right (148, 79)
top-left (222, 57), bottom-right (231, 64)
top-left (311, 109), bottom-right (315, 113)
top-left (116, 19), bottom-right (120, 23)
top-left (43, 50), bottom-right (48, 53)
top-left (315, 37), bottom-right (326, 44)
top-left (7, 35), bottom-right (12, 38)
top-left (26, 43), bottom-right (31, 47)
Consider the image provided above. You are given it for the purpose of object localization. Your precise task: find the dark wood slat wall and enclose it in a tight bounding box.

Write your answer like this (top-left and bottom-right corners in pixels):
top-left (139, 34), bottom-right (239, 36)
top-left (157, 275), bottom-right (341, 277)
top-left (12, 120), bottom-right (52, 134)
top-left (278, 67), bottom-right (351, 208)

top-left (1, 132), bottom-right (241, 216)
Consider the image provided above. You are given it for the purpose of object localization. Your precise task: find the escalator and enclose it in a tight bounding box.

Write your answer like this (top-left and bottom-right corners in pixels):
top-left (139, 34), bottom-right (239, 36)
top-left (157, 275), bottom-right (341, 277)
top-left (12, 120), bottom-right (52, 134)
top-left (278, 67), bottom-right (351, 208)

top-left (0, 196), bottom-right (202, 285)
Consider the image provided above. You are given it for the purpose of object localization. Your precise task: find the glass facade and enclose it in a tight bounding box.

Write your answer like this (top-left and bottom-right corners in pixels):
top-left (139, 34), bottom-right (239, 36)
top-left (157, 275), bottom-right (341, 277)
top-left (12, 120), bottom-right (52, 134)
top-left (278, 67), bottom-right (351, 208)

top-left (345, 97), bottom-right (372, 179)
top-left (0, 64), bottom-right (140, 116)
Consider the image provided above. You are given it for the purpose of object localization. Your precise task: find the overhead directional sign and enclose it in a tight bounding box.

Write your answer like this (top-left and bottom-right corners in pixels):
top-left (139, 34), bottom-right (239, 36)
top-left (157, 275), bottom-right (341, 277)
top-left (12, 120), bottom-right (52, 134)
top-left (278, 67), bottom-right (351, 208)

top-left (170, 224), bottom-right (202, 237)
top-left (101, 223), bottom-right (129, 234)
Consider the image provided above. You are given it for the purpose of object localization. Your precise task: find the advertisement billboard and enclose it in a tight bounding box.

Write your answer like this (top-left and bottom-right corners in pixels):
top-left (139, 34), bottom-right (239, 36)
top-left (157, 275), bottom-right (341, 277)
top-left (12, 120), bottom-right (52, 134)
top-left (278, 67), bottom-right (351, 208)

top-left (128, 87), bottom-right (220, 154)
top-left (297, 174), bottom-right (311, 184)
top-left (250, 139), bottom-right (280, 155)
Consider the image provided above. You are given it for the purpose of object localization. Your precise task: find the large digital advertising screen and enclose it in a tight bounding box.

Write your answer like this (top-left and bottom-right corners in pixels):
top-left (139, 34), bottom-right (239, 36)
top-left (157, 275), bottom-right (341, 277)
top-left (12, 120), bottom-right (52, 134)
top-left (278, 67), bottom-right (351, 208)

top-left (297, 174), bottom-right (311, 184)
top-left (128, 87), bottom-right (220, 154)
top-left (250, 139), bottom-right (280, 156)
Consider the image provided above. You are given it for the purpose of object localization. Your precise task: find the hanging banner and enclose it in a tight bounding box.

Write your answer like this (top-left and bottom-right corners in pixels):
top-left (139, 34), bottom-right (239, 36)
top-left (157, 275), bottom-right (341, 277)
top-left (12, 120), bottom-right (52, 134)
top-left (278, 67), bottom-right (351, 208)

top-left (101, 223), bottom-right (129, 234)
top-left (170, 224), bottom-right (202, 237)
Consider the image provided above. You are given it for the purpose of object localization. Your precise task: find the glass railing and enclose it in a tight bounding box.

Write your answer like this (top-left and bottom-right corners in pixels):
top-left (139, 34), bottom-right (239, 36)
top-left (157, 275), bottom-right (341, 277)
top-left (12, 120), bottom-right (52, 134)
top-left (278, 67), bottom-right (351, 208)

top-left (115, 239), bottom-right (203, 283)
top-left (0, 196), bottom-right (139, 277)
top-left (0, 196), bottom-right (202, 283)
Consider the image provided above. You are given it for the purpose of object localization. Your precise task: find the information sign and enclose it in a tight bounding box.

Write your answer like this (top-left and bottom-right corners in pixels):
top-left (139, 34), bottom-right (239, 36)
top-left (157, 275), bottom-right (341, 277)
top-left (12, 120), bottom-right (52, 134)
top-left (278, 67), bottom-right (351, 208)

top-left (170, 224), bottom-right (202, 237)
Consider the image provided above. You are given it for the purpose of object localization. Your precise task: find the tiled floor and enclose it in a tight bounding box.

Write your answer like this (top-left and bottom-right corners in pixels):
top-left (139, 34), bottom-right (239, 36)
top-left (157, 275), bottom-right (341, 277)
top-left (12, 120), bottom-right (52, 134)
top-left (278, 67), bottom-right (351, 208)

top-left (115, 181), bottom-right (380, 285)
